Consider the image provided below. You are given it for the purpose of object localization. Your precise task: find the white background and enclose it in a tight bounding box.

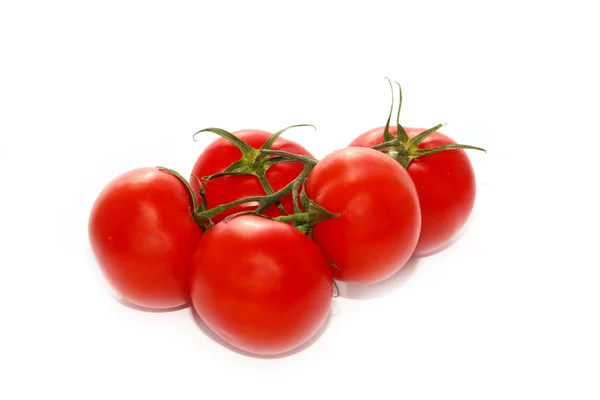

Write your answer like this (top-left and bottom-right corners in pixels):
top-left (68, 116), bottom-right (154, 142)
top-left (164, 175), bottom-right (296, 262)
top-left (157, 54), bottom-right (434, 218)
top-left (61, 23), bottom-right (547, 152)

top-left (1, 1), bottom-right (599, 399)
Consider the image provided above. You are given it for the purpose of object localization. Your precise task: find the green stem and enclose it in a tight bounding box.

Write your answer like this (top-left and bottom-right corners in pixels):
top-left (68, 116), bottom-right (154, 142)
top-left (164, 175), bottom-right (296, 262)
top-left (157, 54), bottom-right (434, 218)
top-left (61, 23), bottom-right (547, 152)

top-left (190, 174), bottom-right (208, 211)
top-left (291, 179), bottom-right (302, 214)
top-left (394, 81), bottom-right (410, 143)
top-left (382, 77), bottom-right (396, 142)
top-left (411, 143), bottom-right (487, 159)
top-left (332, 280), bottom-right (340, 298)
top-left (158, 167), bottom-right (210, 230)
top-left (203, 170), bottom-right (249, 180)
top-left (371, 139), bottom-right (399, 150)
top-left (257, 173), bottom-right (289, 215)
top-left (261, 124), bottom-right (316, 150)
top-left (158, 166), bottom-right (197, 208)
top-left (199, 165), bottom-right (314, 219)
top-left (255, 166), bottom-right (313, 214)
top-left (275, 213), bottom-right (309, 224)
top-left (193, 127), bottom-right (256, 156)
top-left (408, 123), bottom-right (446, 147)
top-left (259, 149), bottom-right (319, 166)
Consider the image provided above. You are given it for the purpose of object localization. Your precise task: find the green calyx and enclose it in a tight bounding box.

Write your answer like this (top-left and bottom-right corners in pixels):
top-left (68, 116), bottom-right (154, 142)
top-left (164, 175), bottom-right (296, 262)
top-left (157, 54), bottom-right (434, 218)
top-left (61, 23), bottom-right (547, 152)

top-left (193, 124), bottom-right (316, 216)
top-left (372, 78), bottom-right (486, 168)
top-left (274, 183), bottom-right (339, 237)
top-left (258, 149), bottom-right (337, 235)
top-left (217, 148), bottom-right (337, 235)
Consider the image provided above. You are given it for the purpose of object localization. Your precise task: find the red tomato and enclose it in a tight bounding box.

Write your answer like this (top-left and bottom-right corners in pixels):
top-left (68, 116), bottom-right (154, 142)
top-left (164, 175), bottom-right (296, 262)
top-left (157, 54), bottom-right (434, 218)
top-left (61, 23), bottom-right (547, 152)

top-left (190, 130), bottom-right (314, 223)
top-left (349, 126), bottom-right (476, 255)
top-left (304, 147), bottom-right (421, 284)
top-left (88, 167), bottom-right (204, 309)
top-left (190, 215), bottom-right (332, 356)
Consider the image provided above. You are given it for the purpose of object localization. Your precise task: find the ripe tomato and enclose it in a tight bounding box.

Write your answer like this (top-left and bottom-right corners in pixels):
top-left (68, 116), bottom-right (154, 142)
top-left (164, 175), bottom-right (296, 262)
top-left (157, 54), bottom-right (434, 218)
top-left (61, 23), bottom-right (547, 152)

top-left (190, 215), bottom-right (332, 356)
top-left (304, 147), bottom-right (421, 284)
top-left (349, 126), bottom-right (476, 255)
top-left (190, 129), bottom-right (314, 223)
top-left (88, 167), bottom-right (204, 309)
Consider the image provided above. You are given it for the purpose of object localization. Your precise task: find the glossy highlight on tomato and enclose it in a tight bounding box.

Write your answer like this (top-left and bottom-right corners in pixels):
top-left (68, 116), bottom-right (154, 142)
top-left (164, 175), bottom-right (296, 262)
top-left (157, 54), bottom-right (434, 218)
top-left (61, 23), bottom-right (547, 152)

top-left (190, 215), bottom-right (333, 356)
top-left (305, 147), bottom-right (421, 284)
top-left (349, 126), bottom-right (476, 255)
top-left (88, 167), bottom-right (204, 309)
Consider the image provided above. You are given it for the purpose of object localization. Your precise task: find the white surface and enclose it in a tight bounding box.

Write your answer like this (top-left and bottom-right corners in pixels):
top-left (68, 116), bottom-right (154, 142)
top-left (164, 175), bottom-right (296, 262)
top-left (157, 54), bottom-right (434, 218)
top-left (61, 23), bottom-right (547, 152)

top-left (1, 1), bottom-right (599, 399)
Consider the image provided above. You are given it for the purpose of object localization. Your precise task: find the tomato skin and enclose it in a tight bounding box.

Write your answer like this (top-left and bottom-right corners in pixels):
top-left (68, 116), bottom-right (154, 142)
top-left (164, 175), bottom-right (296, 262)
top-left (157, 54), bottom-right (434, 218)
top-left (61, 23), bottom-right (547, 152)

top-left (190, 215), bottom-right (332, 356)
top-left (88, 167), bottom-right (203, 309)
top-left (190, 130), bottom-right (314, 223)
top-left (349, 126), bottom-right (476, 255)
top-left (305, 147), bottom-right (421, 284)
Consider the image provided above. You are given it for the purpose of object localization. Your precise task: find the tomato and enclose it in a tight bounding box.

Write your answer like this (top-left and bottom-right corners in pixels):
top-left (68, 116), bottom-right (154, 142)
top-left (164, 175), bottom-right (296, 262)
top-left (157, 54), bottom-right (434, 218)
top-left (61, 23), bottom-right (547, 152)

top-left (349, 126), bottom-right (476, 255)
top-left (304, 147), bottom-right (421, 284)
top-left (190, 215), bottom-right (332, 356)
top-left (88, 167), bottom-right (204, 309)
top-left (190, 129), bottom-right (314, 223)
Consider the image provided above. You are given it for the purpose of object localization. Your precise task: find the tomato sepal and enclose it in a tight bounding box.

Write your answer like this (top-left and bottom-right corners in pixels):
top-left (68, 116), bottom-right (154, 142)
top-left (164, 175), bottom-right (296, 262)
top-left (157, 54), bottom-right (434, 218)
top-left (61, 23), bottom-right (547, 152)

top-left (193, 124), bottom-right (315, 215)
top-left (370, 78), bottom-right (487, 168)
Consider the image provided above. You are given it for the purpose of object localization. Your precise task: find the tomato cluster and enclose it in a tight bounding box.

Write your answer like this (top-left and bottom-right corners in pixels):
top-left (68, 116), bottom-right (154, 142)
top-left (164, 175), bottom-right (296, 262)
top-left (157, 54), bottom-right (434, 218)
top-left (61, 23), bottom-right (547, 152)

top-left (88, 80), bottom-right (485, 356)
